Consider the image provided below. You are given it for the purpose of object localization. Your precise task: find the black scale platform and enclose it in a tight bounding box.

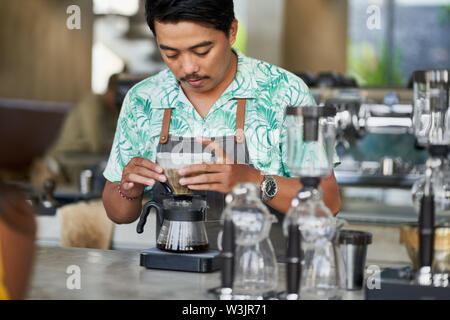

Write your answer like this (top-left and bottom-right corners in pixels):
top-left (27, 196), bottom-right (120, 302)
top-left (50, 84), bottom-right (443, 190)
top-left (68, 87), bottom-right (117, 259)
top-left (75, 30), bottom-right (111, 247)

top-left (140, 248), bottom-right (222, 273)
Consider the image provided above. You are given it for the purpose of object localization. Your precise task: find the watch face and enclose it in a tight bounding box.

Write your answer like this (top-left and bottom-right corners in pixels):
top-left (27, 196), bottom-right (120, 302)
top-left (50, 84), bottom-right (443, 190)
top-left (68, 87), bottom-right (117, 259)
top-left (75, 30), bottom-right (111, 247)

top-left (265, 178), bottom-right (277, 197)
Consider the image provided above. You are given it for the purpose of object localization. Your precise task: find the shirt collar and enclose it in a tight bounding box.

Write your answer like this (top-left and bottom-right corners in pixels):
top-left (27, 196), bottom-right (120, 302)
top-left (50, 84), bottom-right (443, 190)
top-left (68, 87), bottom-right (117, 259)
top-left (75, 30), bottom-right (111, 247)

top-left (151, 49), bottom-right (258, 109)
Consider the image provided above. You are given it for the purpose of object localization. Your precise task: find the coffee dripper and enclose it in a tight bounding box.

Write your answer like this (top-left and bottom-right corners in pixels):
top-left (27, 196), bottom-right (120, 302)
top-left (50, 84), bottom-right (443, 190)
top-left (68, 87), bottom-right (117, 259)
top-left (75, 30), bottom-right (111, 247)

top-left (282, 105), bottom-right (347, 300)
top-left (137, 152), bottom-right (213, 253)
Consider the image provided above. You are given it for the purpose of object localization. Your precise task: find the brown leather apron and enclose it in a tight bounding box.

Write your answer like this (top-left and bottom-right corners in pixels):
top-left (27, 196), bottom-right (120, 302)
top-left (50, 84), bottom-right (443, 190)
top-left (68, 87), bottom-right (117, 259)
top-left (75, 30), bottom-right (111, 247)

top-left (152, 99), bottom-right (286, 258)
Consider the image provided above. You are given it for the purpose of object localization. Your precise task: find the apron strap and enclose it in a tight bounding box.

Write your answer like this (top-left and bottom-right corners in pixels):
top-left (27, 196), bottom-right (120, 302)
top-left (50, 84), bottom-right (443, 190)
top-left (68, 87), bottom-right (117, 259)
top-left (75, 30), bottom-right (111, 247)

top-left (160, 99), bottom-right (246, 144)
top-left (235, 99), bottom-right (247, 144)
top-left (160, 108), bottom-right (172, 144)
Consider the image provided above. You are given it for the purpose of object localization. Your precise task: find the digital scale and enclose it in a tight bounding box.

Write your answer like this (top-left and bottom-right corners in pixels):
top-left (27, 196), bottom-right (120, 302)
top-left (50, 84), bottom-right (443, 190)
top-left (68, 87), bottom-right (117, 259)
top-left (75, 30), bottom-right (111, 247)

top-left (140, 248), bottom-right (221, 273)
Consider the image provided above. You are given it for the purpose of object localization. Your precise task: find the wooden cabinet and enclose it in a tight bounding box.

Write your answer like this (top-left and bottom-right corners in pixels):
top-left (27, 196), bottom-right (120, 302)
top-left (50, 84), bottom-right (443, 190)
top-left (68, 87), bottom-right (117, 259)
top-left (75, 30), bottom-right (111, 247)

top-left (283, 0), bottom-right (348, 74)
top-left (0, 0), bottom-right (93, 103)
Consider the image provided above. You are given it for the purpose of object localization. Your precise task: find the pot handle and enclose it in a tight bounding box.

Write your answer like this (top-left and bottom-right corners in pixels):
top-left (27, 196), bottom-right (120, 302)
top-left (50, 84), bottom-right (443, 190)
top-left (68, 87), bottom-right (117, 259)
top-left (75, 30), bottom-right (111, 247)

top-left (160, 182), bottom-right (173, 195)
top-left (137, 201), bottom-right (163, 234)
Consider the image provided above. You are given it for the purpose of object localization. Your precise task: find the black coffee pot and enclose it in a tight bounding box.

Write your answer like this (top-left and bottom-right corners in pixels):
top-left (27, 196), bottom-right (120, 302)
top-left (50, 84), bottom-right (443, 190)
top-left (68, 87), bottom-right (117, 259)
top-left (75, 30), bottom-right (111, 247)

top-left (137, 183), bottom-right (209, 253)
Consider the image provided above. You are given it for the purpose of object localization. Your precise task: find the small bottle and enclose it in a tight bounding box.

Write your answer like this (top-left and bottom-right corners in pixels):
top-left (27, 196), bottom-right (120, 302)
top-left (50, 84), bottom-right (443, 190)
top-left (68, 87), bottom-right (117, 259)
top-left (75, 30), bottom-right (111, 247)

top-left (79, 169), bottom-right (93, 194)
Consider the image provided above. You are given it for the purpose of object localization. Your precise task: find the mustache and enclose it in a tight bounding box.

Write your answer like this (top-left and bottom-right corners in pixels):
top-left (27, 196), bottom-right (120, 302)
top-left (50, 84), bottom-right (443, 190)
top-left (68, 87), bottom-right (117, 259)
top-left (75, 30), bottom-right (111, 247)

top-left (180, 74), bottom-right (210, 82)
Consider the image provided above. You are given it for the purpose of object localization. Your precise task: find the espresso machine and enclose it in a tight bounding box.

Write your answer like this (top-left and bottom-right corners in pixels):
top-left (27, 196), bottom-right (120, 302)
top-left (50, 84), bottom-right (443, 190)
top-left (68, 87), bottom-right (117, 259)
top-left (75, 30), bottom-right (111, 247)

top-left (137, 153), bottom-right (221, 273)
top-left (366, 69), bottom-right (450, 299)
top-left (325, 88), bottom-right (426, 189)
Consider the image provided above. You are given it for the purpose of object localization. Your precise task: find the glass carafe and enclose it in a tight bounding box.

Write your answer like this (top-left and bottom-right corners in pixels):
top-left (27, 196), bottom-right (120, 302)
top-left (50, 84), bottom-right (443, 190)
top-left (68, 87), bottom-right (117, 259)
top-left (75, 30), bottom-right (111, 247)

top-left (283, 189), bottom-right (347, 300)
top-left (137, 194), bottom-right (209, 253)
top-left (157, 195), bottom-right (208, 252)
top-left (220, 183), bottom-right (278, 299)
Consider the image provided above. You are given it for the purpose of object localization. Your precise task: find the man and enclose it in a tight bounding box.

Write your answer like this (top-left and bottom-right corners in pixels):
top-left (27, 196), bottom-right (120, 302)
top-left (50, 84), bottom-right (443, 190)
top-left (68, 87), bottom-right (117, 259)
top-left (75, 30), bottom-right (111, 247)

top-left (30, 74), bottom-right (120, 187)
top-left (102, 0), bottom-right (340, 246)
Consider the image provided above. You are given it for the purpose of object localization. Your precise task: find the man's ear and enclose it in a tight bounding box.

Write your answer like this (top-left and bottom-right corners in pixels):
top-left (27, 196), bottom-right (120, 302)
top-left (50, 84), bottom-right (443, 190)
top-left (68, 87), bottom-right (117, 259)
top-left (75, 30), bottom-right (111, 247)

top-left (228, 19), bottom-right (238, 46)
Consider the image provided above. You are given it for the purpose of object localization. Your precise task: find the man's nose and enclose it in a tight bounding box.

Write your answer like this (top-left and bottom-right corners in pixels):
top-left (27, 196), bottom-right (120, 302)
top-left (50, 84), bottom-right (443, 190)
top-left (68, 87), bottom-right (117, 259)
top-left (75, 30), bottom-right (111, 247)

top-left (181, 54), bottom-right (200, 75)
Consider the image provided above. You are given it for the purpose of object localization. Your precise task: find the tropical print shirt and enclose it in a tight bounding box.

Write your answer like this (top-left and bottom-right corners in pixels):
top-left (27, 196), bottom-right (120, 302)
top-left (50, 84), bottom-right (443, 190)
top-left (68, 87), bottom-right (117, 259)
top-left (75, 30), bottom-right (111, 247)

top-left (104, 49), bottom-right (338, 183)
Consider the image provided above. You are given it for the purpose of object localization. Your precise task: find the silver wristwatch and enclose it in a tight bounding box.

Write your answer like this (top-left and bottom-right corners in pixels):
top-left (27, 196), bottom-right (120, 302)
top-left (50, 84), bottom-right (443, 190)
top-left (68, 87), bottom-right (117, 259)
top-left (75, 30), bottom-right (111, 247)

top-left (260, 175), bottom-right (278, 203)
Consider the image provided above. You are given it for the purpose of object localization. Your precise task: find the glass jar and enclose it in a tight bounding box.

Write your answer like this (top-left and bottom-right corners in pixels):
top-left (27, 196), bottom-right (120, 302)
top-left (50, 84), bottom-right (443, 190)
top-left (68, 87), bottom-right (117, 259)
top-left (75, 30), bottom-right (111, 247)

top-left (220, 183), bottom-right (278, 299)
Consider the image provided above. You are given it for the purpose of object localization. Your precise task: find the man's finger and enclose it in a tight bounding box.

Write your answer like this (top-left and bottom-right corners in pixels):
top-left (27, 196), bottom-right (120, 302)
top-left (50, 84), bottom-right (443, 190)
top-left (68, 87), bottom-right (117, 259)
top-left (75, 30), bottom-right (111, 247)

top-left (125, 173), bottom-right (155, 187)
top-left (179, 173), bottom-right (223, 186)
top-left (122, 182), bottom-right (135, 190)
top-left (132, 157), bottom-right (163, 173)
top-left (178, 163), bottom-right (226, 176)
top-left (134, 166), bottom-right (167, 183)
top-left (186, 183), bottom-right (224, 193)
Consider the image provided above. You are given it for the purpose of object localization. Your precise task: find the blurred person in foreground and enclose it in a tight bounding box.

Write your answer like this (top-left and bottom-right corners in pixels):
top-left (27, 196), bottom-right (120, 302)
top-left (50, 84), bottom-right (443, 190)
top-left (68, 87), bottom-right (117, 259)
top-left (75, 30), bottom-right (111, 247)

top-left (0, 180), bottom-right (37, 300)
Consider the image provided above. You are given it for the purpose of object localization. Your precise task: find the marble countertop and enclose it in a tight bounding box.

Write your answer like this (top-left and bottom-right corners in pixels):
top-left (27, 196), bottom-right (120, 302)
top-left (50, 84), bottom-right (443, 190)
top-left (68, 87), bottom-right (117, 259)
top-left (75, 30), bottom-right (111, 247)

top-left (27, 246), bottom-right (365, 300)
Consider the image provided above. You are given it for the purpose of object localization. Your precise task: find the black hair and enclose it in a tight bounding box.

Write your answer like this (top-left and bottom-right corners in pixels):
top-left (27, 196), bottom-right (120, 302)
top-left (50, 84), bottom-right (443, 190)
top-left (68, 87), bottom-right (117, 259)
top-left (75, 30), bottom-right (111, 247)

top-left (145, 0), bottom-right (235, 36)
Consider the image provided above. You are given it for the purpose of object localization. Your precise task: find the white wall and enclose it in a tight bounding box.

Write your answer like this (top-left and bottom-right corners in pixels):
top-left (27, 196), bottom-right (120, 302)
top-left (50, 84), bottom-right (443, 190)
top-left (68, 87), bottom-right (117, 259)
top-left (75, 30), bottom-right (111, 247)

top-left (235, 0), bottom-right (286, 66)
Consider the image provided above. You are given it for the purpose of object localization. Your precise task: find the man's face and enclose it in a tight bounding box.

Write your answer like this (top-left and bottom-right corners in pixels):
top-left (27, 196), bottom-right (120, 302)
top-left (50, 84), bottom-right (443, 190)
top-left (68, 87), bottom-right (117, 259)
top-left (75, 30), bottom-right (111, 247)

top-left (154, 20), bottom-right (237, 94)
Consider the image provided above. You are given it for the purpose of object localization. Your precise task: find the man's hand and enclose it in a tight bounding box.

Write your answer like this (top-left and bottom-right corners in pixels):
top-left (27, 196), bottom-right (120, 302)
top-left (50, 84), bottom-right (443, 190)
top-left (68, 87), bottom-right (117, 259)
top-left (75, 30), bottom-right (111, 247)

top-left (120, 157), bottom-right (167, 198)
top-left (177, 137), bottom-right (262, 194)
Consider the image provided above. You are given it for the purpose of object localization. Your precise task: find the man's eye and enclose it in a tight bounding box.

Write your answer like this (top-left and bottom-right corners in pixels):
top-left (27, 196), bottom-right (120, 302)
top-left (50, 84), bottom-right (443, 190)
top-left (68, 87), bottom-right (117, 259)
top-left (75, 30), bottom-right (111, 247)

top-left (166, 54), bottom-right (178, 59)
top-left (196, 50), bottom-right (210, 56)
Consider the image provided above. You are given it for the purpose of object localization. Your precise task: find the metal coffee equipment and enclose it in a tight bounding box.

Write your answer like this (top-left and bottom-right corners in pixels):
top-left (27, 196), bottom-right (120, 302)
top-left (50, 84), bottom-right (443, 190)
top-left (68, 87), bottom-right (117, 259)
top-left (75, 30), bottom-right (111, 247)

top-left (338, 230), bottom-right (373, 291)
top-left (281, 105), bottom-right (347, 300)
top-left (367, 69), bottom-right (450, 300)
top-left (325, 89), bottom-right (426, 189)
top-left (411, 70), bottom-right (450, 283)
